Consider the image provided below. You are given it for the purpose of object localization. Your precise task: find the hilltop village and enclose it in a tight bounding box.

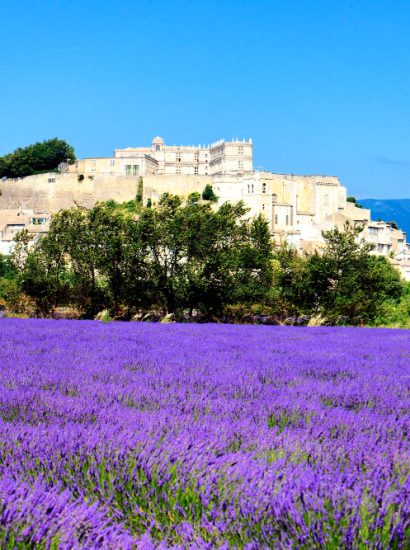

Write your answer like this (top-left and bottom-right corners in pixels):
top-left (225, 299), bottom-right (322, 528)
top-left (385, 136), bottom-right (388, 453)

top-left (1, 136), bottom-right (410, 279)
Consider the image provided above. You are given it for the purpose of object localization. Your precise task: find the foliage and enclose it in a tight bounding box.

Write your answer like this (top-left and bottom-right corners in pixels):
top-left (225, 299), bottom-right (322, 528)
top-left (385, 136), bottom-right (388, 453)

top-left (372, 281), bottom-right (410, 327)
top-left (201, 184), bottom-right (218, 202)
top-left (346, 195), bottom-right (363, 209)
top-left (136, 177), bottom-right (144, 203)
top-left (0, 254), bottom-right (16, 279)
top-left (12, 229), bottom-right (72, 316)
top-left (0, 138), bottom-right (76, 178)
top-left (5, 204), bottom-right (407, 325)
top-left (271, 243), bottom-right (310, 315)
top-left (312, 222), bottom-right (403, 324)
top-left (133, 195), bottom-right (272, 315)
top-left (269, 223), bottom-right (404, 325)
top-left (9, 195), bottom-right (273, 317)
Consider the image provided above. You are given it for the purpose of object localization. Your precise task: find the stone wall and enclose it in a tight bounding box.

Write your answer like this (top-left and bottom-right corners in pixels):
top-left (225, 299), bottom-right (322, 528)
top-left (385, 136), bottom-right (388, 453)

top-left (143, 175), bottom-right (212, 203)
top-left (0, 172), bottom-right (213, 216)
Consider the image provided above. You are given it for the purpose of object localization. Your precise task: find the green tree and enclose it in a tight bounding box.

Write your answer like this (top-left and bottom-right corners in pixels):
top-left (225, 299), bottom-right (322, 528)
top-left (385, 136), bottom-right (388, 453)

top-left (0, 254), bottom-right (15, 279)
top-left (135, 194), bottom-right (192, 314)
top-left (234, 214), bottom-right (274, 305)
top-left (0, 138), bottom-right (76, 178)
top-left (46, 208), bottom-right (107, 316)
top-left (305, 222), bottom-right (403, 324)
top-left (136, 177), bottom-right (144, 203)
top-left (87, 204), bottom-right (131, 314)
top-left (181, 202), bottom-right (273, 317)
top-left (12, 229), bottom-right (71, 315)
top-left (202, 184), bottom-right (218, 202)
top-left (272, 243), bottom-right (309, 316)
top-left (346, 196), bottom-right (363, 208)
top-left (133, 195), bottom-right (273, 316)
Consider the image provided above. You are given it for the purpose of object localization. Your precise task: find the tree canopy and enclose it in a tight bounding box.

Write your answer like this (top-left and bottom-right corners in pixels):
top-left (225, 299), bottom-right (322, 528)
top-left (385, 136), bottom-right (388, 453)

top-left (0, 138), bottom-right (76, 178)
top-left (10, 195), bottom-right (273, 318)
top-left (1, 203), bottom-right (405, 325)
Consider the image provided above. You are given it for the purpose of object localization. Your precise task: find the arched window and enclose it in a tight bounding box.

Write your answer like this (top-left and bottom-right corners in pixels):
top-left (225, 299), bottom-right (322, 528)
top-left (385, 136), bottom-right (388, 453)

top-left (262, 182), bottom-right (266, 194)
top-left (156, 145), bottom-right (161, 152)
top-left (272, 193), bottom-right (277, 203)
top-left (262, 203), bottom-right (265, 210)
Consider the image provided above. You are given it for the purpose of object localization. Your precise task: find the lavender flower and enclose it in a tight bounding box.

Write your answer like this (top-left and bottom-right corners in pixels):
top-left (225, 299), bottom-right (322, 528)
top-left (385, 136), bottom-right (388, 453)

top-left (0, 319), bottom-right (408, 547)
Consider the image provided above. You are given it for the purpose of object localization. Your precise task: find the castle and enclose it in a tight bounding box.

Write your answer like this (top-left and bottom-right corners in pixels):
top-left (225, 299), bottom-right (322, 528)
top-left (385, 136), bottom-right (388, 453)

top-left (1, 136), bottom-right (410, 279)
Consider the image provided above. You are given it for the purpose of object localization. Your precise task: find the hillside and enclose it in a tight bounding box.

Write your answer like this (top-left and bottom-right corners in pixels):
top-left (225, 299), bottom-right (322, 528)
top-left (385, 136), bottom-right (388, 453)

top-left (360, 199), bottom-right (410, 236)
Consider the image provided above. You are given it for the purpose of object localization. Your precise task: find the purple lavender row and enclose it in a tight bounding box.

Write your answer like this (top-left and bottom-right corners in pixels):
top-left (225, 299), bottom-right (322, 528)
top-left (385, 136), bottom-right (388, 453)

top-left (0, 319), bottom-right (408, 547)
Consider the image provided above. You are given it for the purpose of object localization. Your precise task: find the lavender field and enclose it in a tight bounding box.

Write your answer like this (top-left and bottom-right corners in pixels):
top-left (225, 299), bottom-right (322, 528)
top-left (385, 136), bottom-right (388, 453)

top-left (0, 319), bottom-right (408, 548)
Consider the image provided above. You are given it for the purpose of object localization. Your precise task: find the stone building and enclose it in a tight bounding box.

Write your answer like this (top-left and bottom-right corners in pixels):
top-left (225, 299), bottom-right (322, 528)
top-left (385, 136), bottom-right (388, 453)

top-left (113, 136), bottom-right (253, 176)
top-left (1, 136), bottom-right (409, 278)
top-left (0, 209), bottom-right (49, 255)
top-left (65, 136), bottom-right (253, 178)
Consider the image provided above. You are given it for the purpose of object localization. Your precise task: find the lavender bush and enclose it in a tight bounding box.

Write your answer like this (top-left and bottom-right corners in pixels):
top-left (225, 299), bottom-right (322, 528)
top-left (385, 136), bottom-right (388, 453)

top-left (0, 319), bottom-right (408, 548)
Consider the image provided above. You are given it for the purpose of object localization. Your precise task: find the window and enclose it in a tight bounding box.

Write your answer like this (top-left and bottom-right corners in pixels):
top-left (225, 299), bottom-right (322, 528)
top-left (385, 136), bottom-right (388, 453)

top-left (286, 215), bottom-right (289, 225)
top-left (262, 204), bottom-right (265, 210)
top-left (133, 165), bottom-right (139, 175)
top-left (48, 177), bottom-right (55, 183)
top-left (32, 217), bottom-right (47, 226)
top-left (125, 165), bottom-right (131, 176)
top-left (238, 146), bottom-right (243, 154)
top-left (262, 182), bottom-right (266, 194)
top-left (272, 193), bottom-right (277, 203)
top-left (110, 159), bottom-right (115, 166)
top-left (247, 184), bottom-right (250, 193)
top-left (176, 167), bottom-right (181, 174)
top-left (194, 166), bottom-right (198, 175)
top-left (156, 145), bottom-right (160, 151)
top-left (274, 215), bottom-right (278, 225)
top-left (251, 184), bottom-right (254, 193)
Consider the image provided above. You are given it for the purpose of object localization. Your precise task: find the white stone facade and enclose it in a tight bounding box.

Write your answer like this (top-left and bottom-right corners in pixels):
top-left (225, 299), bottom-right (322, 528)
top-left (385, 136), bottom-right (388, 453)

top-left (113, 136), bottom-right (253, 176)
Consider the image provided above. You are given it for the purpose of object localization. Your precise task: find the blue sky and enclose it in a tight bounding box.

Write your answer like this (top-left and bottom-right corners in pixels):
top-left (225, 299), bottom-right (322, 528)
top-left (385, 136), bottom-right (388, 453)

top-left (0, 0), bottom-right (409, 198)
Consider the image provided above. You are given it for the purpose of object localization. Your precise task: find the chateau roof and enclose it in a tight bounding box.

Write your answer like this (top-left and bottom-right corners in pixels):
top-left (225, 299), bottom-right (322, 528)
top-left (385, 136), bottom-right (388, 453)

top-left (152, 136), bottom-right (164, 145)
